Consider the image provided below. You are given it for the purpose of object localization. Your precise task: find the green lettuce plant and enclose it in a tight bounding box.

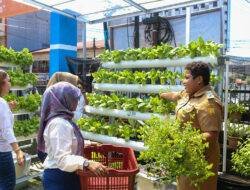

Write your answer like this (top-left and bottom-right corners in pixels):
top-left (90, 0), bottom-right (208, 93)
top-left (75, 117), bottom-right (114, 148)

top-left (77, 117), bottom-right (142, 141)
top-left (4, 93), bottom-right (41, 112)
top-left (0, 46), bottom-right (33, 67)
top-left (14, 116), bottom-right (39, 137)
top-left (7, 69), bottom-right (37, 86)
top-left (98, 37), bottom-right (222, 63)
top-left (86, 93), bottom-right (175, 114)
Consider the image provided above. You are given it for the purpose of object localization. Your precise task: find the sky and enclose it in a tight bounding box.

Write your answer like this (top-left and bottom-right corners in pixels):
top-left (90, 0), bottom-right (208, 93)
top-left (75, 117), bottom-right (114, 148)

top-left (227, 0), bottom-right (250, 57)
top-left (86, 23), bottom-right (104, 41)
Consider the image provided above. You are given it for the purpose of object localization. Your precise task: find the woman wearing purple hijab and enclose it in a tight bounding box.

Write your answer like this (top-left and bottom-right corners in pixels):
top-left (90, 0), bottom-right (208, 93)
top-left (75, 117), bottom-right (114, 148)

top-left (37, 82), bottom-right (107, 190)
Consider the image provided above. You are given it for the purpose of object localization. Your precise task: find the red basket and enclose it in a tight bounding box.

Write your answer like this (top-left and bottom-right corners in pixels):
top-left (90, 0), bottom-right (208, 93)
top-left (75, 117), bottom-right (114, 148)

top-left (77, 144), bottom-right (139, 190)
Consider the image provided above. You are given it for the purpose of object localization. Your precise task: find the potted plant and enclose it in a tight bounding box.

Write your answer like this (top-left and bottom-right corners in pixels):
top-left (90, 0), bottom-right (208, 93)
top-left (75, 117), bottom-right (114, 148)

top-left (227, 123), bottom-right (249, 149)
top-left (218, 138), bottom-right (250, 190)
top-left (231, 139), bottom-right (250, 178)
top-left (139, 117), bottom-right (214, 189)
top-left (228, 103), bottom-right (247, 122)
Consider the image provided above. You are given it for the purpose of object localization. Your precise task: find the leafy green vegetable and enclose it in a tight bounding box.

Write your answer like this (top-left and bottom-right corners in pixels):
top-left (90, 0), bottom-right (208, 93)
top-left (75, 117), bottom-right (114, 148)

top-left (98, 37), bottom-right (222, 63)
top-left (86, 93), bottom-right (176, 114)
top-left (7, 69), bottom-right (37, 86)
top-left (139, 117), bottom-right (214, 187)
top-left (0, 46), bottom-right (33, 67)
top-left (92, 68), bottom-right (182, 85)
top-left (4, 93), bottom-right (41, 112)
top-left (77, 117), bottom-right (142, 141)
top-left (14, 116), bottom-right (39, 137)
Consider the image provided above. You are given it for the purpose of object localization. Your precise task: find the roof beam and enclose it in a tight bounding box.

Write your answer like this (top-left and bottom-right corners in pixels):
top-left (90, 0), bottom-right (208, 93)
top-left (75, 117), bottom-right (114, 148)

top-left (146, 0), bottom-right (216, 16)
top-left (122, 0), bottom-right (148, 13)
top-left (51, 0), bottom-right (76, 7)
top-left (19, 0), bottom-right (87, 22)
top-left (80, 0), bottom-right (160, 17)
top-left (89, 10), bottom-right (143, 24)
top-left (89, 0), bottom-right (217, 24)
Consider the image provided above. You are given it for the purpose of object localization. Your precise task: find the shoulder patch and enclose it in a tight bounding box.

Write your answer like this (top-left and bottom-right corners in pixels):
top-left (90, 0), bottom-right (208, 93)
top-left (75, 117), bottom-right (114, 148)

top-left (206, 91), bottom-right (214, 99)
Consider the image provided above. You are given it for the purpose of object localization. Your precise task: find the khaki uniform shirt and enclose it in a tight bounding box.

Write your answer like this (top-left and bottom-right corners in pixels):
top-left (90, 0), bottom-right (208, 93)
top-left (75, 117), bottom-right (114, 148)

top-left (176, 85), bottom-right (223, 190)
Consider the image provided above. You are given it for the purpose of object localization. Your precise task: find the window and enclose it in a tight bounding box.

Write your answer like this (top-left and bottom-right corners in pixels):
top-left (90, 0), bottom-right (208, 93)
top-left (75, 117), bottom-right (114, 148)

top-left (213, 1), bottom-right (218, 7)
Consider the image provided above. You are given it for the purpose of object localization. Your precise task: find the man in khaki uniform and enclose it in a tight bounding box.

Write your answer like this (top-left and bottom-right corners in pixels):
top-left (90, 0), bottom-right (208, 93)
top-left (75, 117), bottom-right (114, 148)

top-left (161, 62), bottom-right (223, 190)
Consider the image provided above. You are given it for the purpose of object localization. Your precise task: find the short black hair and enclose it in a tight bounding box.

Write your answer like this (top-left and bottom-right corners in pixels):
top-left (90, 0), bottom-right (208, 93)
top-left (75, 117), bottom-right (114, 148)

top-left (185, 62), bottom-right (210, 85)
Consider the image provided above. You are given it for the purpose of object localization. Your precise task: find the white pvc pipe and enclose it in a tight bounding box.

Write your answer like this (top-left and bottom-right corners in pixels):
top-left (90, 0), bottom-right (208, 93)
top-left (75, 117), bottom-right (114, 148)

top-left (13, 111), bottom-right (32, 116)
top-left (10, 84), bottom-right (33, 91)
top-left (84, 105), bottom-right (166, 121)
top-left (93, 83), bottom-right (184, 94)
top-left (82, 22), bottom-right (87, 58)
top-left (0, 62), bottom-right (18, 68)
top-left (101, 56), bottom-right (218, 69)
top-left (222, 61), bottom-right (229, 172)
top-left (185, 6), bottom-right (191, 45)
top-left (81, 131), bottom-right (147, 151)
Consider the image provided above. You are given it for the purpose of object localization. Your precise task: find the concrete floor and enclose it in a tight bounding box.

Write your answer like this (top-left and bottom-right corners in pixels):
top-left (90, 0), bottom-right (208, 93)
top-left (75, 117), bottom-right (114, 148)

top-left (16, 179), bottom-right (43, 190)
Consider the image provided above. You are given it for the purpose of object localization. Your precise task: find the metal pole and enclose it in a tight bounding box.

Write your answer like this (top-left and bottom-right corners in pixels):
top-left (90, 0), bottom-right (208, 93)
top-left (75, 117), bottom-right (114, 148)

top-left (185, 6), bottom-right (191, 45)
top-left (82, 22), bottom-right (87, 59)
top-left (93, 37), bottom-right (96, 58)
top-left (223, 61), bottom-right (229, 172)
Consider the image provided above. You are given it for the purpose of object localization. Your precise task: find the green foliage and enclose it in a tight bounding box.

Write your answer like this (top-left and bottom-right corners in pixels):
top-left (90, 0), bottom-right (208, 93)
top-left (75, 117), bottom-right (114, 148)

top-left (77, 117), bottom-right (142, 140)
top-left (228, 103), bottom-right (247, 115)
top-left (86, 93), bottom-right (176, 114)
top-left (227, 123), bottom-right (250, 138)
top-left (92, 69), bottom-right (182, 85)
top-left (98, 37), bottom-right (222, 63)
top-left (124, 48), bottom-right (140, 61)
top-left (14, 116), bottom-right (39, 137)
top-left (139, 117), bottom-right (214, 187)
top-left (7, 69), bottom-right (37, 86)
top-left (0, 46), bottom-right (33, 67)
top-left (147, 69), bottom-right (161, 85)
top-left (14, 48), bottom-right (34, 67)
top-left (4, 93), bottom-right (41, 112)
top-left (156, 43), bottom-right (173, 59)
top-left (97, 50), bottom-right (111, 62)
top-left (231, 139), bottom-right (250, 177)
top-left (111, 50), bottom-right (125, 63)
top-left (0, 46), bottom-right (16, 63)
top-left (20, 93), bottom-right (42, 112)
top-left (210, 71), bottom-right (221, 86)
top-left (188, 37), bottom-right (222, 58)
top-left (134, 71), bottom-right (147, 85)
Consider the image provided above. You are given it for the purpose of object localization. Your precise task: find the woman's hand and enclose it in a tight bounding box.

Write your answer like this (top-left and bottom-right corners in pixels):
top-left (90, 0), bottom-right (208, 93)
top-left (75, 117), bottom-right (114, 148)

top-left (87, 161), bottom-right (108, 176)
top-left (84, 141), bottom-right (100, 147)
top-left (8, 100), bottom-right (17, 110)
top-left (15, 149), bottom-right (25, 166)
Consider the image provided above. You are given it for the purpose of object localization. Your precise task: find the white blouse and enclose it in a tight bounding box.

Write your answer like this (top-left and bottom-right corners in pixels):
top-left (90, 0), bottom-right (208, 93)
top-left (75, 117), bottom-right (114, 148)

top-left (43, 117), bottom-right (86, 172)
top-left (0, 97), bottom-right (16, 152)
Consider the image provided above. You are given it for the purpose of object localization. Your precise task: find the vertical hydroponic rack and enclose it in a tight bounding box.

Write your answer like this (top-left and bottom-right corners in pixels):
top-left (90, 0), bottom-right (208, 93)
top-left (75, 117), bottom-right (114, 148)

top-left (78, 39), bottom-right (221, 152)
top-left (0, 46), bottom-right (42, 185)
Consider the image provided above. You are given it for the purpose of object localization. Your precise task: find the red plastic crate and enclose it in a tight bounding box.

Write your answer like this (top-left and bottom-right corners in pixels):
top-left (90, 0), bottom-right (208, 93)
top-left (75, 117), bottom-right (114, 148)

top-left (77, 144), bottom-right (139, 190)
